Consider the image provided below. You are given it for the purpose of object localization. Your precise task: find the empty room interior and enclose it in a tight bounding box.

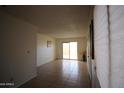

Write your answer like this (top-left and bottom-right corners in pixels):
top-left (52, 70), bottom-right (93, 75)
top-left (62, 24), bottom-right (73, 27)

top-left (0, 5), bottom-right (124, 88)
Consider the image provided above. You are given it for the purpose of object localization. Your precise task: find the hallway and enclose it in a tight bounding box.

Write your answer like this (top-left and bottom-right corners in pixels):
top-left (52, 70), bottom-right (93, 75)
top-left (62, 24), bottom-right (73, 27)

top-left (21, 60), bottom-right (90, 88)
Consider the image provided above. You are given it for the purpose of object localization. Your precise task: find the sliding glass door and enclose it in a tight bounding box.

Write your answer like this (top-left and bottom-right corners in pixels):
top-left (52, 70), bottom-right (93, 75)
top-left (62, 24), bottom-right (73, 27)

top-left (63, 42), bottom-right (77, 60)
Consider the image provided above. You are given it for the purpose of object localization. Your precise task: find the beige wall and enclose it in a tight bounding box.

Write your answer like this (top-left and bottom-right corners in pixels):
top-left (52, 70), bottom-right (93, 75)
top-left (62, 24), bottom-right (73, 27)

top-left (0, 11), bottom-right (38, 87)
top-left (56, 37), bottom-right (87, 61)
top-left (37, 33), bottom-right (56, 66)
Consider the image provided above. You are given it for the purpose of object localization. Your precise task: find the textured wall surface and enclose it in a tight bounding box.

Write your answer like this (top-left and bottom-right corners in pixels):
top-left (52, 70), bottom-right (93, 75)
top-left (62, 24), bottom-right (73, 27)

top-left (94, 6), bottom-right (110, 87)
top-left (109, 6), bottom-right (124, 88)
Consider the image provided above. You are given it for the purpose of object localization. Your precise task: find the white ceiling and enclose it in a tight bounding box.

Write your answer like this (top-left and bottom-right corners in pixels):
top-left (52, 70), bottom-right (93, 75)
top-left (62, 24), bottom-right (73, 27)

top-left (1, 5), bottom-right (91, 38)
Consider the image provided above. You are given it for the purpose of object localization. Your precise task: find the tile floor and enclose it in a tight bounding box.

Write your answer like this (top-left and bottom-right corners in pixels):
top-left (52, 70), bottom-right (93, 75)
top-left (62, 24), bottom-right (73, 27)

top-left (20, 60), bottom-right (91, 88)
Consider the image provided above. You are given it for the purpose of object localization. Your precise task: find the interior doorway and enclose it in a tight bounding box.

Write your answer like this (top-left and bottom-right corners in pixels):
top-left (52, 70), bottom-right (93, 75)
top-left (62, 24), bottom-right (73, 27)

top-left (63, 42), bottom-right (78, 60)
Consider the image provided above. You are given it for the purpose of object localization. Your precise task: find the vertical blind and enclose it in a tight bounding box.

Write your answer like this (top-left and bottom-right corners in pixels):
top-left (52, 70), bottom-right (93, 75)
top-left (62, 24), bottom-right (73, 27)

top-left (109, 6), bottom-right (124, 87)
top-left (94, 5), bottom-right (124, 88)
top-left (94, 6), bottom-right (110, 88)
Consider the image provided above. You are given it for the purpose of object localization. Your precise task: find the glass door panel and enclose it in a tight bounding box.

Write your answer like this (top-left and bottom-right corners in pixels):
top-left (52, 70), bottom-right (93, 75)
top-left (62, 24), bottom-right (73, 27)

top-left (70, 42), bottom-right (77, 59)
top-left (63, 43), bottom-right (70, 59)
